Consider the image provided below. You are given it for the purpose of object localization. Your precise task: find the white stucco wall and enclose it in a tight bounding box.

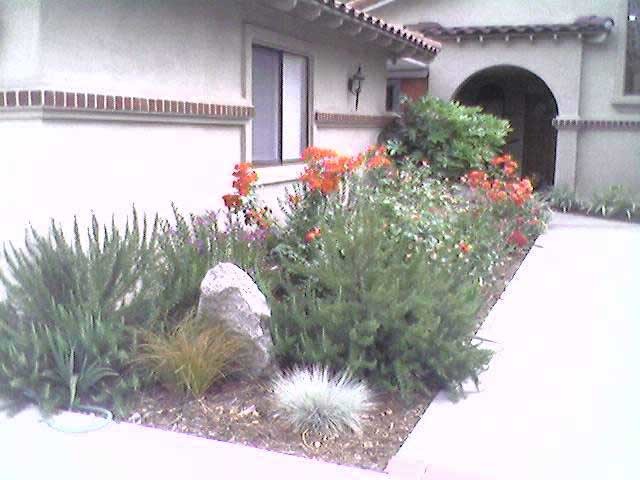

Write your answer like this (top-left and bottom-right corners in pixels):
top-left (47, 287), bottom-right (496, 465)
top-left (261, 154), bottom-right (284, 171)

top-left (377, 0), bottom-right (640, 196)
top-left (0, 0), bottom-right (41, 87)
top-left (0, 0), bottom-right (392, 254)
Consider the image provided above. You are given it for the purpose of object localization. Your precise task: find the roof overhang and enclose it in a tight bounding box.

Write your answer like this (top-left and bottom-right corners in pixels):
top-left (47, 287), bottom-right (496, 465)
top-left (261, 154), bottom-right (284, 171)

top-left (261, 0), bottom-right (441, 61)
top-left (386, 57), bottom-right (429, 79)
top-left (408, 16), bottom-right (615, 44)
top-left (348, 0), bottom-right (397, 12)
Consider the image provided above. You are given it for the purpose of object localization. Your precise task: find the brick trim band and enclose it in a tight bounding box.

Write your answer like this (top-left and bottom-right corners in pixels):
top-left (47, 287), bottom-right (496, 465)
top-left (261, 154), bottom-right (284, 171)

top-left (0, 89), bottom-right (254, 120)
top-left (553, 118), bottom-right (640, 130)
top-left (315, 112), bottom-right (397, 128)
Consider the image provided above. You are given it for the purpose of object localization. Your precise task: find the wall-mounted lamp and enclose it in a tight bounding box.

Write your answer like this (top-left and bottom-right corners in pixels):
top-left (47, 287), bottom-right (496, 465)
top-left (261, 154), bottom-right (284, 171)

top-left (348, 65), bottom-right (365, 111)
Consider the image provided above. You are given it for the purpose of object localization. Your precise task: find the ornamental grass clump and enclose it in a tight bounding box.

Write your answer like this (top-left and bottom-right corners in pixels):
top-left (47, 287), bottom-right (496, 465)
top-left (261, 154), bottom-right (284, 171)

top-left (137, 311), bottom-right (247, 397)
top-left (272, 366), bottom-right (374, 434)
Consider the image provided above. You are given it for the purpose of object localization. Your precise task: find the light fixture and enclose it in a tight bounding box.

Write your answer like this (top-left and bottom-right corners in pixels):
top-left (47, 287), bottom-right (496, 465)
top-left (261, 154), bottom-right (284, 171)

top-left (348, 65), bottom-right (365, 111)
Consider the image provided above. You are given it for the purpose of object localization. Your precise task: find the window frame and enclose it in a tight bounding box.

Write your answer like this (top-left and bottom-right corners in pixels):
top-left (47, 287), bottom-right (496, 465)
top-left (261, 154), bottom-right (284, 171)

top-left (243, 25), bottom-right (314, 167)
top-left (613, 0), bottom-right (640, 105)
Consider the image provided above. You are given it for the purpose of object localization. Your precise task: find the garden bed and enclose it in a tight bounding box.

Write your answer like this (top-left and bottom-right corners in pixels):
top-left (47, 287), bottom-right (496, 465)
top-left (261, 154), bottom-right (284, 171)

top-left (127, 247), bottom-right (529, 472)
top-left (1, 97), bottom-right (550, 473)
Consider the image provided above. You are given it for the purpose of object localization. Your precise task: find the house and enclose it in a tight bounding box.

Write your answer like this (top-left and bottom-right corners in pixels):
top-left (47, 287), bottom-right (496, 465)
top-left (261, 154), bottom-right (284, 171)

top-left (353, 0), bottom-right (640, 196)
top-left (0, 0), bottom-right (439, 249)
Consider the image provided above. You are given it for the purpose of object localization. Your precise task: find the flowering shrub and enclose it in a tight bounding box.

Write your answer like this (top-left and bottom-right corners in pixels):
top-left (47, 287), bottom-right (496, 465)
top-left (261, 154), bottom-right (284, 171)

top-left (462, 154), bottom-right (548, 254)
top-left (383, 95), bottom-right (511, 178)
top-left (222, 163), bottom-right (273, 230)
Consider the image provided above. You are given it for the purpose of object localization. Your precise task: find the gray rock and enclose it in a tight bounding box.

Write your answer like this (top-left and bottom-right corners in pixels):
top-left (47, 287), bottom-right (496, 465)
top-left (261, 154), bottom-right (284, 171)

top-left (197, 262), bottom-right (273, 375)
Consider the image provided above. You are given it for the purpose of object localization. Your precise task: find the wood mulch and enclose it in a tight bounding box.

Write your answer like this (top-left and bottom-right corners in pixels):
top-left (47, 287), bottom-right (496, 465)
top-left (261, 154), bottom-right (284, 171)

top-left (128, 248), bottom-right (530, 471)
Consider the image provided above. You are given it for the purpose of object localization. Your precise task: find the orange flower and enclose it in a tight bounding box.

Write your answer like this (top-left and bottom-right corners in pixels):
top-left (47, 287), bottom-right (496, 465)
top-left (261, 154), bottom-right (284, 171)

top-left (222, 193), bottom-right (242, 209)
top-left (465, 170), bottom-right (489, 188)
top-left (288, 194), bottom-right (301, 206)
top-left (323, 156), bottom-right (348, 175)
top-left (508, 229), bottom-right (528, 248)
top-left (319, 173), bottom-right (340, 194)
top-left (304, 227), bottom-right (321, 243)
top-left (232, 163), bottom-right (258, 196)
top-left (302, 147), bottom-right (338, 163)
top-left (366, 154), bottom-right (391, 169)
top-left (458, 241), bottom-right (472, 254)
top-left (347, 154), bottom-right (365, 171)
top-left (300, 167), bottom-right (323, 191)
top-left (245, 207), bottom-right (271, 229)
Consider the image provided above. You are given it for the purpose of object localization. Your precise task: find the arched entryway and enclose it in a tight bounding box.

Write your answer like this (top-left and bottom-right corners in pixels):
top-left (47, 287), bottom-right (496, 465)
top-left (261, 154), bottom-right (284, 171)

top-left (454, 66), bottom-right (558, 189)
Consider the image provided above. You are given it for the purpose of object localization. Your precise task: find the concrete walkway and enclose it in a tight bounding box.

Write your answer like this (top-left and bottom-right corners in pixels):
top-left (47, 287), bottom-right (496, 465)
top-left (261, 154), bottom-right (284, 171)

top-left (0, 406), bottom-right (387, 480)
top-left (387, 213), bottom-right (640, 480)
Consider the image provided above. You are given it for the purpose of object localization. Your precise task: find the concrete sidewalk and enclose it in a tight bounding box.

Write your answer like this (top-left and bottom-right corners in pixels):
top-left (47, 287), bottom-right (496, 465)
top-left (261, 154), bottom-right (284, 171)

top-left (387, 213), bottom-right (640, 480)
top-left (0, 406), bottom-right (387, 480)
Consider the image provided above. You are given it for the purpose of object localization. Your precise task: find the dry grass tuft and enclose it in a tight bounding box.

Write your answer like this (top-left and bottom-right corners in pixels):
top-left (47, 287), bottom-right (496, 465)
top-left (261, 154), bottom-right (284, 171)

top-left (138, 312), bottom-right (246, 397)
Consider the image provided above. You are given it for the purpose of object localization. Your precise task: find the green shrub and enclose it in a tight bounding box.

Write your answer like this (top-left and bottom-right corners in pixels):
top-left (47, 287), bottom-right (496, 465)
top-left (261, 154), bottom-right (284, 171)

top-left (137, 310), bottom-right (247, 397)
top-left (269, 202), bottom-right (492, 397)
top-left (0, 211), bottom-right (156, 413)
top-left (383, 96), bottom-right (511, 179)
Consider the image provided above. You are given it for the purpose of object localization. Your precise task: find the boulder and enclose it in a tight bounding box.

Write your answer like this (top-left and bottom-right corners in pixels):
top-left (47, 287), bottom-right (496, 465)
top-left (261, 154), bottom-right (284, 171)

top-left (197, 262), bottom-right (273, 375)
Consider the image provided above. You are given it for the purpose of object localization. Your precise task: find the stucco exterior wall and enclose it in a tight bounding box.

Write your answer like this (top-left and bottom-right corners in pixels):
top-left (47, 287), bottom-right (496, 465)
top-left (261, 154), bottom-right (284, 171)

top-left (0, 0), bottom-right (391, 252)
top-left (377, 0), bottom-right (640, 197)
top-left (0, 0), bottom-right (41, 87)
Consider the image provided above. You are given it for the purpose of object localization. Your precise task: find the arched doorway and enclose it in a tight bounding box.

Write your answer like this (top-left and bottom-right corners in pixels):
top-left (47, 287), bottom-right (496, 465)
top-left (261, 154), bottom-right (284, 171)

top-left (454, 66), bottom-right (558, 189)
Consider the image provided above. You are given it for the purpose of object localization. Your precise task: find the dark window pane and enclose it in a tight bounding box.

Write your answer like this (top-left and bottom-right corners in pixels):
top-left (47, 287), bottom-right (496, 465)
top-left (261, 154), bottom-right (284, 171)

top-left (252, 46), bottom-right (281, 163)
top-left (625, 0), bottom-right (640, 94)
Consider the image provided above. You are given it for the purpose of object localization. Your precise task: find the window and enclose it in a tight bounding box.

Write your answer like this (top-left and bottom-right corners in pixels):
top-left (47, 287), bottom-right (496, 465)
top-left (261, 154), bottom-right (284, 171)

top-left (625, 0), bottom-right (640, 94)
top-left (386, 79), bottom-right (401, 112)
top-left (252, 45), bottom-right (308, 165)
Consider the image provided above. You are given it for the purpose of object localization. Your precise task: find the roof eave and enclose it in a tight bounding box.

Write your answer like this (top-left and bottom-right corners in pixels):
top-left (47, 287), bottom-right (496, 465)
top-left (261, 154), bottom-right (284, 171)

top-left (262, 0), bottom-right (441, 61)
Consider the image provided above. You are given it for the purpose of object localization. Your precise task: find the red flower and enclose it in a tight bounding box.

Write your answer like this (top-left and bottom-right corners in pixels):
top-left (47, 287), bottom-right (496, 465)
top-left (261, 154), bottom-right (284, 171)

top-left (508, 229), bottom-right (528, 248)
top-left (458, 241), bottom-right (472, 254)
top-left (222, 193), bottom-right (242, 209)
top-left (304, 227), bottom-right (321, 243)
